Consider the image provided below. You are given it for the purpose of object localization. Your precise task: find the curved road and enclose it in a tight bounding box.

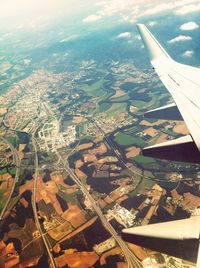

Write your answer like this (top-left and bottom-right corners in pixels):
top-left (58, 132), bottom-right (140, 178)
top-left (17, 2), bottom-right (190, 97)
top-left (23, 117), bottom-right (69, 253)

top-left (0, 137), bottom-right (20, 220)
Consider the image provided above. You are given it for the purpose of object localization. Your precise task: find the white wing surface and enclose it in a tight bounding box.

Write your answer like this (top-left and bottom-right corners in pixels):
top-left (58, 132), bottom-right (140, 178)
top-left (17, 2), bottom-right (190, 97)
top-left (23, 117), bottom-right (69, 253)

top-left (122, 25), bottom-right (200, 267)
top-left (137, 24), bottom-right (200, 163)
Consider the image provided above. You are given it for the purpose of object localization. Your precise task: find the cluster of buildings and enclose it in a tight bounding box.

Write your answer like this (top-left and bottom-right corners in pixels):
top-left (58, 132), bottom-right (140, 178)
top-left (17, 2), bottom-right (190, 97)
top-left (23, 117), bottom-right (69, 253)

top-left (3, 70), bottom-right (52, 133)
top-left (93, 237), bottom-right (116, 255)
top-left (94, 114), bottom-right (134, 134)
top-left (0, 141), bottom-right (13, 167)
top-left (142, 255), bottom-right (195, 268)
top-left (37, 120), bottom-right (76, 152)
top-left (85, 121), bottom-right (104, 137)
top-left (163, 255), bottom-right (195, 268)
top-left (3, 91), bottom-right (41, 133)
top-left (107, 204), bottom-right (136, 228)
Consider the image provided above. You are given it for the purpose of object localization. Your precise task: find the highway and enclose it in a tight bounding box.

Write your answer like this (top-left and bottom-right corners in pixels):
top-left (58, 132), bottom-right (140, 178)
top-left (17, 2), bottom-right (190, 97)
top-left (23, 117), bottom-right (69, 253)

top-left (56, 150), bottom-right (142, 268)
top-left (0, 137), bottom-right (20, 220)
top-left (31, 101), bottom-right (143, 267)
top-left (31, 135), bottom-right (57, 268)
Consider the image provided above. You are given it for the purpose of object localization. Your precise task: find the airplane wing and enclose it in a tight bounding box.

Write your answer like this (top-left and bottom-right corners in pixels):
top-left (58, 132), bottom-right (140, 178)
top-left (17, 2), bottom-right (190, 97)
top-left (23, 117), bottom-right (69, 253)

top-left (122, 25), bottom-right (200, 267)
top-left (123, 216), bottom-right (200, 265)
top-left (137, 24), bottom-right (200, 163)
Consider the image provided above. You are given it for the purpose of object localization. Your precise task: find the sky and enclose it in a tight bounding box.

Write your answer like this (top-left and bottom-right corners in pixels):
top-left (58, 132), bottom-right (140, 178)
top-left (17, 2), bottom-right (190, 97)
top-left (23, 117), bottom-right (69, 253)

top-left (81, 0), bottom-right (200, 24)
top-left (1, 0), bottom-right (200, 32)
top-left (0, 0), bottom-right (92, 31)
top-left (0, 0), bottom-right (81, 18)
top-left (0, 0), bottom-right (200, 64)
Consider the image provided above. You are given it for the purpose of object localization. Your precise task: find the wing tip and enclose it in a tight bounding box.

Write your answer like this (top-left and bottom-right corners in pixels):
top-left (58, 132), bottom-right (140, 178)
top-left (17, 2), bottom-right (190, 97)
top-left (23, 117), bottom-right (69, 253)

top-left (137, 23), bottom-right (170, 62)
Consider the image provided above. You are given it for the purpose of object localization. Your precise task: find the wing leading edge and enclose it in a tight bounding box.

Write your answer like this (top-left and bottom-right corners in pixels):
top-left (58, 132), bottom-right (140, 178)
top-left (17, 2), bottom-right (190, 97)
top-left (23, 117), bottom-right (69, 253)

top-left (137, 24), bottom-right (200, 163)
top-left (122, 24), bottom-right (200, 267)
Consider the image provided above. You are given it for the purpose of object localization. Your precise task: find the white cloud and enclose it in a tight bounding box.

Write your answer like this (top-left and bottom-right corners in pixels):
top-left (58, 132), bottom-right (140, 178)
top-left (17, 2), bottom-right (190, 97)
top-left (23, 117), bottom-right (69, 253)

top-left (83, 0), bottom-right (137, 23)
top-left (168, 35), bottom-right (192, 43)
top-left (83, 0), bottom-right (200, 26)
top-left (135, 35), bottom-right (141, 40)
top-left (0, 0), bottom-right (90, 31)
top-left (148, 21), bottom-right (157, 27)
top-left (0, 0), bottom-right (81, 20)
top-left (140, 3), bottom-right (174, 17)
top-left (175, 3), bottom-right (200, 15)
top-left (83, 14), bottom-right (102, 23)
top-left (126, 0), bottom-right (200, 22)
top-left (96, 1), bottom-right (107, 6)
top-left (59, 34), bottom-right (79, 43)
top-left (138, 0), bottom-right (196, 17)
top-left (116, 32), bottom-right (131, 39)
top-left (182, 50), bottom-right (194, 57)
top-left (180, 22), bottom-right (199, 30)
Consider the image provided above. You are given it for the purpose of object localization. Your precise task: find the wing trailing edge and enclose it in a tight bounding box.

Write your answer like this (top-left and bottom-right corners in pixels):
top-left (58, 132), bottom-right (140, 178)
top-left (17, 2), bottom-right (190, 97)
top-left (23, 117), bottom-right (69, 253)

top-left (122, 216), bottom-right (200, 264)
top-left (142, 135), bottom-right (200, 163)
top-left (144, 103), bottom-right (183, 120)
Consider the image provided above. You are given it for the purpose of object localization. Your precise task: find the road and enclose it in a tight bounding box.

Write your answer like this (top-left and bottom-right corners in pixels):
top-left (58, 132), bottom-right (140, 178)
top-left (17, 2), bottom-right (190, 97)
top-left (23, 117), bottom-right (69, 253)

top-left (83, 115), bottom-right (147, 180)
top-left (56, 150), bottom-right (142, 268)
top-left (31, 101), bottom-right (143, 267)
top-left (31, 136), bottom-right (57, 268)
top-left (0, 137), bottom-right (20, 220)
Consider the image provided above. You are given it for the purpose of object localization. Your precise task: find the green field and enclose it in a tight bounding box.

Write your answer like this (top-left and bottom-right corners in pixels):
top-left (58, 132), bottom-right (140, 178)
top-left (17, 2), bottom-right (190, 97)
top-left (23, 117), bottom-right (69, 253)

top-left (57, 191), bottom-right (78, 204)
top-left (9, 167), bottom-right (16, 175)
top-left (81, 79), bottom-right (106, 97)
top-left (0, 168), bottom-right (7, 175)
top-left (134, 155), bottom-right (156, 164)
top-left (131, 91), bottom-right (167, 111)
top-left (106, 102), bottom-right (127, 116)
top-left (7, 136), bottom-right (16, 146)
top-left (0, 188), bottom-right (6, 212)
top-left (109, 94), bottom-right (129, 102)
top-left (57, 184), bottom-right (81, 205)
top-left (163, 128), bottom-right (179, 138)
top-left (130, 100), bottom-right (148, 109)
top-left (114, 132), bottom-right (145, 146)
top-left (129, 178), bottom-right (155, 198)
top-left (98, 102), bottom-right (112, 112)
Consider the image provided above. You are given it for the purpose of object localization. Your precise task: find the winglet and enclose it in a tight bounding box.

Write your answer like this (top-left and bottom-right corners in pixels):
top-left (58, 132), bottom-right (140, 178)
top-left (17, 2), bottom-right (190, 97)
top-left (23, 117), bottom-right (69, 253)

top-left (137, 24), bottom-right (171, 63)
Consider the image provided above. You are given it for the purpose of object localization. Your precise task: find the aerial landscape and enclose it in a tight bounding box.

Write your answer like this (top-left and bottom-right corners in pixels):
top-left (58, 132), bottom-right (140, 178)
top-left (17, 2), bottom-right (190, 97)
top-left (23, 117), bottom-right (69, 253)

top-left (0, 0), bottom-right (200, 267)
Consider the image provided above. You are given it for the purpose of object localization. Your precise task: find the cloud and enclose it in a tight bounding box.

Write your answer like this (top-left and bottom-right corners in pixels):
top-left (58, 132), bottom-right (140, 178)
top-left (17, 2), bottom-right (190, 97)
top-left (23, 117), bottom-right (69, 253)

top-left (83, 0), bottom-right (138, 22)
top-left (83, 0), bottom-right (200, 26)
top-left (135, 35), bottom-right (141, 40)
top-left (139, 3), bottom-right (174, 17)
top-left (137, 0), bottom-right (196, 17)
top-left (0, 0), bottom-right (82, 20)
top-left (148, 21), bottom-right (157, 27)
top-left (168, 35), bottom-right (192, 43)
top-left (182, 50), bottom-right (194, 57)
top-left (116, 32), bottom-right (131, 39)
top-left (59, 34), bottom-right (79, 43)
top-left (0, 0), bottom-right (91, 31)
top-left (125, 0), bottom-right (200, 22)
top-left (83, 14), bottom-right (102, 23)
top-left (175, 3), bottom-right (200, 15)
top-left (180, 22), bottom-right (199, 30)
